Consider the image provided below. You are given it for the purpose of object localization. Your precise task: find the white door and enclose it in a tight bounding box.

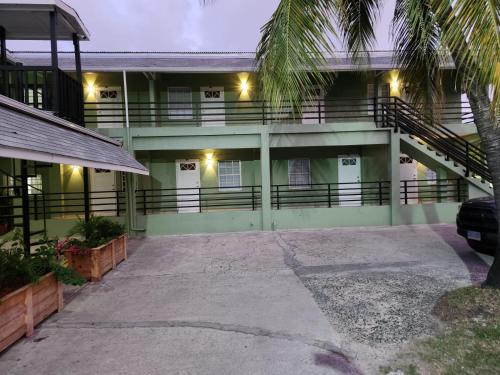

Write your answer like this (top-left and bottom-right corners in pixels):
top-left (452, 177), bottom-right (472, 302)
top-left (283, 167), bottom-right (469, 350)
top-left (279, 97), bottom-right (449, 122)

top-left (302, 87), bottom-right (325, 125)
top-left (90, 169), bottom-right (117, 215)
top-left (400, 154), bottom-right (418, 204)
top-left (175, 159), bottom-right (201, 213)
top-left (200, 87), bottom-right (225, 126)
top-left (97, 87), bottom-right (123, 128)
top-left (338, 155), bottom-right (361, 206)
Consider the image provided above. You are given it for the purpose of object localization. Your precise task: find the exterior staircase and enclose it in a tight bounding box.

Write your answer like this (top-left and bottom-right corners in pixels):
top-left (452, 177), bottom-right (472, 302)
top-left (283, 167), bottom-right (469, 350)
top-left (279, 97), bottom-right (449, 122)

top-left (0, 167), bottom-right (47, 251)
top-left (380, 97), bottom-right (493, 196)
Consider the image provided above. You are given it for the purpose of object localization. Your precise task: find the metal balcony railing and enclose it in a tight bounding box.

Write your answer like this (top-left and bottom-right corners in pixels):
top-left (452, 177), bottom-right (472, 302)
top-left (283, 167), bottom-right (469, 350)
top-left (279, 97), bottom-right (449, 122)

top-left (400, 178), bottom-right (468, 204)
top-left (84, 97), bottom-right (475, 128)
top-left (136, 186), bottom-right (262, 214)
top-left (272, 181), bottom-right (391, 209)
top-left (0, 65), bottom-right (84, 125)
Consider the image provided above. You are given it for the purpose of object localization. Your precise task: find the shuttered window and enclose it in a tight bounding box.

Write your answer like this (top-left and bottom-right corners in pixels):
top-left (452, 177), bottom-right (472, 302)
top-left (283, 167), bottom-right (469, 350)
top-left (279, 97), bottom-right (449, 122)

top-left (168, 87), bottom-right (193, 120)
top-left (218, 160), bottom-right (241, 190)
top-left (288, 159), bottom-right (311, 189)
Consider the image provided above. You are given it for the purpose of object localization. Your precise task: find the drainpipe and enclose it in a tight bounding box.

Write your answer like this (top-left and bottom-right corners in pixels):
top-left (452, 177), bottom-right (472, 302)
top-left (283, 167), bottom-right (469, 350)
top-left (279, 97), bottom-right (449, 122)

top-left (122, 70), bottom-right (145, 233)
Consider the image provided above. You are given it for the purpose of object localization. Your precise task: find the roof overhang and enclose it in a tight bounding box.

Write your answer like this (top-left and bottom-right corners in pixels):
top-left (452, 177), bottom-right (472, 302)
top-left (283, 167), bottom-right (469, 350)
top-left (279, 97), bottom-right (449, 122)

top-left (7, 51), bottom-right (456, 73)
top-left (0, 95), bottom-right (148, 175)
top-left (0, 0), bottom-right (90, 41)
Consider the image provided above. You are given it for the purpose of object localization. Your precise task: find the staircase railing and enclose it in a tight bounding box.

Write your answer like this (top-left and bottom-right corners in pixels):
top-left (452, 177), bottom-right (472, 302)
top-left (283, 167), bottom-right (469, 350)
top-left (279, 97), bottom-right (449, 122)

top-left (379, 97), bottom-right (491, 183)
top-left (0, 168), bottom-right (47, 246)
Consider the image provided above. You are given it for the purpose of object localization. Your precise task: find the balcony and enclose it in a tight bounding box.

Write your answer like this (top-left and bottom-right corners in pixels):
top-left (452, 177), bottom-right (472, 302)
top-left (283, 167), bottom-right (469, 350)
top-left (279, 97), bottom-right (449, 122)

top-left (0, 65), bottom-right (84, 125)
top-left (84, 97), bottom-right (474, 129)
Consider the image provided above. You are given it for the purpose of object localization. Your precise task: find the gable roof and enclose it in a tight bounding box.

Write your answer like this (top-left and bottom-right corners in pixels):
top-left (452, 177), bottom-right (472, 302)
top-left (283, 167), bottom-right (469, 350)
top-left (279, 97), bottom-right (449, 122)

top-left (0, 95), bottom-right (148, 175)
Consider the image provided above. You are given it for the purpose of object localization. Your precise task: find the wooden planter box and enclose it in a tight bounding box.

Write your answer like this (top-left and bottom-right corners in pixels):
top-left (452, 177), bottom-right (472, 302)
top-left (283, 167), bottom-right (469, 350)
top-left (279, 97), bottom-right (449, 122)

top-left (0, 273), bottom-right (63, 353)
top-left (64, 235), bottom-right (127, 282)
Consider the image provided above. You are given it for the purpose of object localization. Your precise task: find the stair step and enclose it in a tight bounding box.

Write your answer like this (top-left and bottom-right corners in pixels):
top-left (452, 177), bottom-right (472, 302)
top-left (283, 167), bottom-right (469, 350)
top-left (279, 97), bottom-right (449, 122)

top-left (30, 229), bottom-right (45, 236)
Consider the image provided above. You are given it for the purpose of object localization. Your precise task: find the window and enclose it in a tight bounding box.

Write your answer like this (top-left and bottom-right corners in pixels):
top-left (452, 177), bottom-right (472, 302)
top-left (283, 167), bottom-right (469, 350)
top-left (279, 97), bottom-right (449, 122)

top-left (341, 157), bottom-right (358, 166)
top-left (99, 89), bottom-right (119, 99)
top-left (288, 159), bottom-right (311, 189)
top-left (168, 87), bottom-right (193, 120)
top-left (218, 160), bottom-right (241, 190)
top-left (400, 156), bottom-right (414, 164)
top-left (180, 162), bottom-right (197, 171)
top-left (203, 90), bottom-right (221, 99)
top-left (27, 175), bottom-right (42, 194)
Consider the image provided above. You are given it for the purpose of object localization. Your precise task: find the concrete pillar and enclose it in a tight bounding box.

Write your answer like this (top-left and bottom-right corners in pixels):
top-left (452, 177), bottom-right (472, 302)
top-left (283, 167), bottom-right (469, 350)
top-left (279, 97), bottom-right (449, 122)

top-left (148, 78), bottom-right (156, 126)
top-left (260, 129), bottom-right (272, 230)
top-left (389, 130), bottom-right (401, 225)
top-left (122, 71), bottom-right (140, 234)
top-left (436, 167), bottom-right (448, 203)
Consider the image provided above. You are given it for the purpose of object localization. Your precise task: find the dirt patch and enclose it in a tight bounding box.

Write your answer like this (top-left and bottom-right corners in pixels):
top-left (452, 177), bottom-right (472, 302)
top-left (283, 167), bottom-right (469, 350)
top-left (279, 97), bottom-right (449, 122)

top-left (433, 285), bottom-right (500, 322)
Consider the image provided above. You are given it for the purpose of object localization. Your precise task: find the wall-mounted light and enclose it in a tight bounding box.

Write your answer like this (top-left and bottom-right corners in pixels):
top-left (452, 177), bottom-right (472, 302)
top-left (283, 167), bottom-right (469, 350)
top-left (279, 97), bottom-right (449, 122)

top-left (240, 80), bottom-right (249, 95)
top-left (206, 152), bottom-right (214, 167)
top-left (390, 76), bottom-right (400, 93)
top-left (86, 82), bottom-right (96, 96)
top-left (71, 165), bottom-right (81, 172)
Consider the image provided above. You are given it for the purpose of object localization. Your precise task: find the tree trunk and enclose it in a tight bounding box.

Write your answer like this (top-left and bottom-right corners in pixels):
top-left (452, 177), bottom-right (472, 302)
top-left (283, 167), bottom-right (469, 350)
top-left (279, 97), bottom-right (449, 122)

top-left (467, 87), bottom-right (500, 288)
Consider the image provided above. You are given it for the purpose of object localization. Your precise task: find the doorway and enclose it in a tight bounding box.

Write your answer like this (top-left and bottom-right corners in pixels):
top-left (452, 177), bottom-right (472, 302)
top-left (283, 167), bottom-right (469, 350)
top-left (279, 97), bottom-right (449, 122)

top-left (400, 154), bottom-right (418, 204)
top-left (338, 155), bottom-right (361, 206)
top-left (96, 87), bottom-right (123, 128)
top-left (90, 169), bottom-right (117, 215)
top-left (175, 159), bottom-right (201, 213)
top-left (200, 87), bottom-right (225, 126)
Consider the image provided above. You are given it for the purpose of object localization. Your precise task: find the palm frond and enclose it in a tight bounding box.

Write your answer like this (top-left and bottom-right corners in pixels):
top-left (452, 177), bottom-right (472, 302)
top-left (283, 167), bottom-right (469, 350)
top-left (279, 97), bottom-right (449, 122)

top-left (337, 0), bottom-right (380, 60)
top-left (392, 0), bottom-right (444, 112)
top-left (432, 0), bottom-right (500, 116)
top-left (255, 0), bottom-right (337, 111)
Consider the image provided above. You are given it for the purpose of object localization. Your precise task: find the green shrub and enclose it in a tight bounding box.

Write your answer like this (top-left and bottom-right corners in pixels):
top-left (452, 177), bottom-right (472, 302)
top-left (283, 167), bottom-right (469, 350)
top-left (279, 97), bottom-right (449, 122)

top-left (0, 230), bottom-right (85, 297)
top-left (68, 215), bottom-right (125, 249)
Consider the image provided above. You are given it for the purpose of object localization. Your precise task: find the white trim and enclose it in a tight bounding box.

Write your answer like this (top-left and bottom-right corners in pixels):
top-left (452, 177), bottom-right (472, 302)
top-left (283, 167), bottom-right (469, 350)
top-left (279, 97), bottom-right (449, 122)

top-left (218, 160), bottom-right (242, 191)
top-left (0, 146), bottom-right (149, 175)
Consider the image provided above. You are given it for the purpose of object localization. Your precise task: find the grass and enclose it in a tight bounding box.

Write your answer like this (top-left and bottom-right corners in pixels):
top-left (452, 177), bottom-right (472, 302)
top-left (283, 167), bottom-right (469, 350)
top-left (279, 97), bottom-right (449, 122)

top-left (380, 286), bottom-right (500, 375)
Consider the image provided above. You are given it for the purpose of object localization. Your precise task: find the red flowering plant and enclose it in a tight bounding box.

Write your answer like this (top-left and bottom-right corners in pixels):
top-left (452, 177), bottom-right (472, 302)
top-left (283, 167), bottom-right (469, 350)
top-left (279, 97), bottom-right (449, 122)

top-left (56, 238), bottom-right (91, 257)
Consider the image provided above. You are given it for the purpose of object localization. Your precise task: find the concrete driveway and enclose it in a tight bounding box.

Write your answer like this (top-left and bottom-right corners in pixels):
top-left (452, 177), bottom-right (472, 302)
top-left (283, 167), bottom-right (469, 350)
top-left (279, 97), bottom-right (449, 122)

top-left (0, 224), bottom-right (490, 375)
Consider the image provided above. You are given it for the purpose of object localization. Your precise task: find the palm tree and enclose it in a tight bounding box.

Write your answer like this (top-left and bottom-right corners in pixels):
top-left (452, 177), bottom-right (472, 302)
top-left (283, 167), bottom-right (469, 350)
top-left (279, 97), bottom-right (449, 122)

top-left (255, 0), bottom-right (500, 287)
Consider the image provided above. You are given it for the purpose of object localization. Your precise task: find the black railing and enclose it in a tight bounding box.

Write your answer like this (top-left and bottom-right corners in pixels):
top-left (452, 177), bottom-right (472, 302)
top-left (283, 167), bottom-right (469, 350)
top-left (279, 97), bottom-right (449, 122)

top-left (0, 65), bottom-right (83, 124)
top-left (84, 98), bottom-right (377, 127)
top-left (32, 190), bottom-right (126, 218)
top-left (272, 181), bottom-right (391, 209)
top-left (380, 97), bottom-right (490, 182)
top-left (400, 178), bottom-right (468, 205)
top-left (84, 97), bottom-right (476, 128)
top-left (135, 186), bottom-right (262, 214)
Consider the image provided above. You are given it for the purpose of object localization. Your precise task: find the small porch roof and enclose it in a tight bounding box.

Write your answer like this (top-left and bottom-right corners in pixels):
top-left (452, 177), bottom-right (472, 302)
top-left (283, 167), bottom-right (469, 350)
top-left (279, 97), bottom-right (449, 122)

top-left (0, 95), bottom-right (148, 175)
top-left (0, 0), bottom-right (90, 40)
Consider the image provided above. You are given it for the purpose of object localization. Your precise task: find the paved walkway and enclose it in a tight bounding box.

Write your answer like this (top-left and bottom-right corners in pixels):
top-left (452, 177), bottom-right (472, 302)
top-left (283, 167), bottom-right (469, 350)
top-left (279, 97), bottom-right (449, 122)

top-left (0, 225), bottom-right (490, 374)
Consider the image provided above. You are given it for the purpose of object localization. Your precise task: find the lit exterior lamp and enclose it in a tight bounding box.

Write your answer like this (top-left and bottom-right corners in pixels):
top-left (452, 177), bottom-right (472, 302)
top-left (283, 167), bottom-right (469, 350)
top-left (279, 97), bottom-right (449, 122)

top-left (390, 76), bottom-right (400, 95)
top-left (206, 152), bottom-right (214, 167)
top-left (240, 80), bottom-right (249, 95)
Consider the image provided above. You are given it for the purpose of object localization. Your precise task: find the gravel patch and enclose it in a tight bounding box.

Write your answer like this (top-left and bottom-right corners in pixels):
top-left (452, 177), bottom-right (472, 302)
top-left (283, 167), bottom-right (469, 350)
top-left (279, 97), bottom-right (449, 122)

top-left (302, 271), bottom-right (459, 344)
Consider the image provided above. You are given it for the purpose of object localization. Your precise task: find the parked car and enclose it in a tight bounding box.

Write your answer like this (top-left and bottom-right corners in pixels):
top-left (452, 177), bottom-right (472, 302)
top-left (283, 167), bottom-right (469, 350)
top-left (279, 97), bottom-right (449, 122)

top-left (457, 196), bottom-right (498, 255)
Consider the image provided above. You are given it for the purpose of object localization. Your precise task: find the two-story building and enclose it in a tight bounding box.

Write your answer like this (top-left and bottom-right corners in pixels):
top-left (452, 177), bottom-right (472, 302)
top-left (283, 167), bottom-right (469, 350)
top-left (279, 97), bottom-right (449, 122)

top-left (4, 49), bottom-right (492, 236)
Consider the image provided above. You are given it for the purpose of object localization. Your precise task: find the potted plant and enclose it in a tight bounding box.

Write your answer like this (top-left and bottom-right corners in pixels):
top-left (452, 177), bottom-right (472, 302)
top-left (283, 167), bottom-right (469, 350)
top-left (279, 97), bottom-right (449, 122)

top-left (59, 216), bottom-right (127, 282)
top-left (0, 231), bottom-right (85, 353)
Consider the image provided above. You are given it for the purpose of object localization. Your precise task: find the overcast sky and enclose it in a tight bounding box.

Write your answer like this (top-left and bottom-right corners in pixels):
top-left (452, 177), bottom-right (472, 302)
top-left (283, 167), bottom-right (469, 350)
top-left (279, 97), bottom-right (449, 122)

top-left (8, 0), bottom-right (396, 52)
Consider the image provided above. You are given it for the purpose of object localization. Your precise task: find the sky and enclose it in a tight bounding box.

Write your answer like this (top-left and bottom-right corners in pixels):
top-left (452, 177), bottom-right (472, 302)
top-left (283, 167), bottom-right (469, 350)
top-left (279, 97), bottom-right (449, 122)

top-left (7, 0), bottom-right (396, 52)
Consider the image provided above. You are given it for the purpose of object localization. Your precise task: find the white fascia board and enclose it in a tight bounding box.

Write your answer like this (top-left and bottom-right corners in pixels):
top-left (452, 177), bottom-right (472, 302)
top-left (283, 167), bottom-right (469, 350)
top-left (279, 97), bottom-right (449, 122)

top-left (0, 146), bottom-right (149, 175)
